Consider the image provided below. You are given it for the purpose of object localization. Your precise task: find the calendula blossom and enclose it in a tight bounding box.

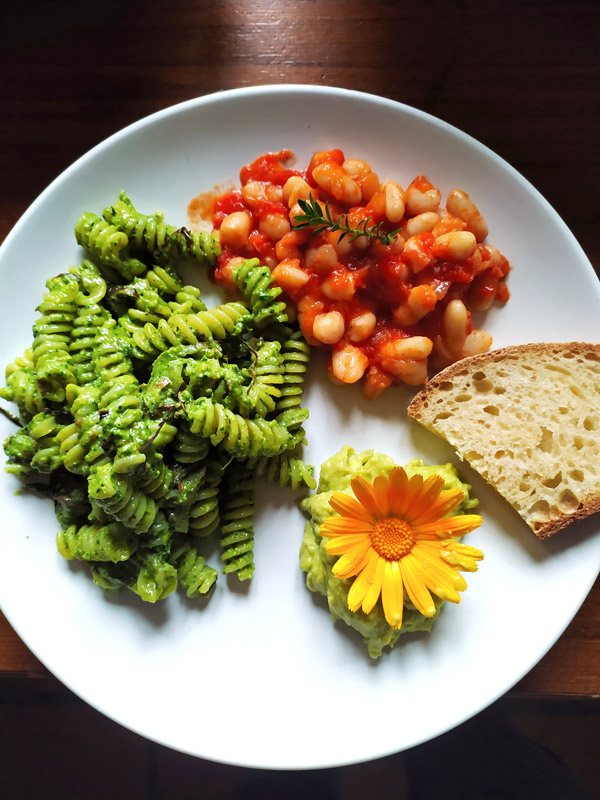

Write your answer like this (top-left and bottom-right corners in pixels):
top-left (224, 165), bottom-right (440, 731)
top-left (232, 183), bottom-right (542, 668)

top-left (319, 467), bottom-right (484, 629)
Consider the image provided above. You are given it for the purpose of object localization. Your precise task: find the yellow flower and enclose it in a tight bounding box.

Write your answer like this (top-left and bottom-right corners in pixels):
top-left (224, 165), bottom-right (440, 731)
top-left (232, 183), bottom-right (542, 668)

top-left (319, 467), bottom-right (484, 629)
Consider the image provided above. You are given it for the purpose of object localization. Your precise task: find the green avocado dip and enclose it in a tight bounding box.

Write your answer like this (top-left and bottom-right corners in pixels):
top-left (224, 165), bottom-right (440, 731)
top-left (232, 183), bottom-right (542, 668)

top-left (300, 446), bottom-right (479, 659)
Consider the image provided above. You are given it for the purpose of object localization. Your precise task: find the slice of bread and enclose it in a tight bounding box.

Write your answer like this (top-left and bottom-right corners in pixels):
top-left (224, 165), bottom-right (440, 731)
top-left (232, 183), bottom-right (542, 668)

top-left (407, 342), bottom-right (600, 538)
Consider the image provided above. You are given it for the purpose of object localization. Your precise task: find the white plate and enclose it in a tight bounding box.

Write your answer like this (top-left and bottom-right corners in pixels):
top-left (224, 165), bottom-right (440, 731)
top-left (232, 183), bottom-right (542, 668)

top-left (1, 86), bottom-right (599, 770)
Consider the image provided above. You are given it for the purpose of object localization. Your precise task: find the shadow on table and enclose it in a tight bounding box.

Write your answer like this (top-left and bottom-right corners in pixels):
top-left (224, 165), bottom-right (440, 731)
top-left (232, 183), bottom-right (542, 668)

top-left (220, 703), bottom-right (592, 800)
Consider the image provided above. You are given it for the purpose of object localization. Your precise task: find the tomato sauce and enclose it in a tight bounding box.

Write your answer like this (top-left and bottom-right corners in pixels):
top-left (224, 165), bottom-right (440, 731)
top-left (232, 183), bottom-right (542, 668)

top-left (190, 148), bottom-right (511, 397)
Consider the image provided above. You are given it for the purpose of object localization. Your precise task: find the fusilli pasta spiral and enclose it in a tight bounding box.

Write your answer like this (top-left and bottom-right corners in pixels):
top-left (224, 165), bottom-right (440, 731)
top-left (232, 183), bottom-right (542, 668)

top-left (75, 212), bottom-right (146, 280)
top-left (232, 258), bottom-right (288, 327)
top-left (219, 463), bottom-right (255, 580)
top-left (57, 522), bottom-right (138, 562)
top-left (32, 274), bottom-right (79, 402)
top-left (0, 350), bottom-right (44, 422)
top-left (172, 536), bottom-right (218, 597)
top-left (187, 398), bottom-right (296, 459)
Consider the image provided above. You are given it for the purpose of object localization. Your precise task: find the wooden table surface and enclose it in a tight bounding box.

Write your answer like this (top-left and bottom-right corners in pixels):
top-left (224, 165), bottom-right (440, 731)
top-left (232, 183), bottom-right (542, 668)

top-left (1, 0), bottom-right (599, 700)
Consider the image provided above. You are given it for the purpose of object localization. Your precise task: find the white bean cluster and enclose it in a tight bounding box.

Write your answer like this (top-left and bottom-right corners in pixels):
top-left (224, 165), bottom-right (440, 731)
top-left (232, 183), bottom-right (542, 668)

top-left (208, 149), bottom-right (511, 398)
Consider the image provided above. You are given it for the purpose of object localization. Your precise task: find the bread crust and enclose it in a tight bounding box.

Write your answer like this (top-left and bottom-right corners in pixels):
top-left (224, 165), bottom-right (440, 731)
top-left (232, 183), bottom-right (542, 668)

top-left (408, 342), bottom-right (600, 539)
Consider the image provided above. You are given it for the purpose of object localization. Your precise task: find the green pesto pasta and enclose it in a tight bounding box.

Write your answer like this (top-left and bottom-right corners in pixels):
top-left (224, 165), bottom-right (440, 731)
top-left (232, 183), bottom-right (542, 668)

top-left (102, 191), bottom-right (220, 267)
top-left (187, 456), bottom-right (225, 538)
top-left (167, 284), bottom-right (206, 315)
top-left (146, 264), bottom-right (182, 296)
top-left (133, 552), bottom-right (178, 603)
top-left (171, 422), bottom-right (210, 464)
top-left (219, 462), bottom-right (255, 581)
top-left (57, 522), bottom-right (138, 563)
top-left (232, 258), bottom-right (288, 327)
top-left (275, 328), bottom-right (311, 413)
top-left (75, 212), bottom-right (147, 280)
top-left (124, 302), bottom-right (251, 361)
top-left (248, 339), bottom-right (285, 417)
top-left (1, 192), bottom-right (314, 607)
top-left (172, 535), bottom-right (218, 597)
top-left (0, 350), bottom-right (45, 423)
top-left (186, 397), bottom-right (297, 459)
top-left (32, 273), bottom-right (79, 402)
top-left (245, 452), bottom-right (317, 490)
top-left (4, 410), bottom-right (64, 477)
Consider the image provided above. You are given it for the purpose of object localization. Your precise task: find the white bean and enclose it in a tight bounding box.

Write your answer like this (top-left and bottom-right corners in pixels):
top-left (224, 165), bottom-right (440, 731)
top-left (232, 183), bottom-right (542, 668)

top-left (282, 176), bottom-right (311, 207)
top-left (432, 231), bottom-right (477, 261)
top-left (431, 214), bottom-right (467, 238)
top-left (265, 184), bottom-right (283, 203)
top-left (405, 184), bottom-right (441, 216)
top-left (382, 336), bottom-right (433, 361)
top-left (362, 366), bottom-right (392, 400)
top-left (446, 189), bottom-right (489, 242)
top-left (321, 273), bottom-right (356, 301)
top-left (219, 211), bottom-right (252, 249)
top-left (313, 311), bottom-right (345, 344)
top-left (392, 285), bottom-right (437, 325)
top-left (241, 181), bottom-right (265, 208)
top-left (403, 211), bottom-right (440, 238)
top-left (305, 244), bottom-right (338, 273)
top-left (356, 171), bottom-right (381, 202)
top-left (399, 359), bottom-right (428, 385)
top-left (462, 329), bottom-right (493, 357)
top-left (312, 162), bottom-right (362, 205)
top-left (259, 213), bottom-right (290, 242)
top-left (272, 260), bottom-right (310, 291)
top-left (275, 230), bottom-right (305, 261)
top-left (443, 299), bottom-right (468, 353)
top-left (402, 234), bottom-right (435, 272)
top-left (326, 230), bottom-right (353, 258)
top-left (383, 358), bottom-right (428, 385)
top-left (382, 180), bottom-right (405, 223)
top-left (331, 344), bottom-right (368, 383)
top-left (348, 311), bottom-right (377, 342)
top-left (342, 158), bottom-right (371, 177)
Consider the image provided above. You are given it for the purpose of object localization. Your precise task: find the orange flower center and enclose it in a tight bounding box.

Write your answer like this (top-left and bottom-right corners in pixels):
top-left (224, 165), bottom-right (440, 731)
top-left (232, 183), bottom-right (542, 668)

top-left (370, 517), bottom-right (415, 561)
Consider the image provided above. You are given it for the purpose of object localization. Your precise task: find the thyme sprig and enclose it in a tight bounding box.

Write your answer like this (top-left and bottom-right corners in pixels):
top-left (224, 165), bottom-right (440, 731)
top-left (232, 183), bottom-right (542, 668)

top-left (293, 193), bottom-right (401, 246)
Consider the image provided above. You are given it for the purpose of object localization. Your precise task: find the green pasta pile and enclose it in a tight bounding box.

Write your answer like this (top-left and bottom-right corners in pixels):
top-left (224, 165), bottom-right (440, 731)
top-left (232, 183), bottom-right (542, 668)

top-left (1, 192), bottom-right (315, 603)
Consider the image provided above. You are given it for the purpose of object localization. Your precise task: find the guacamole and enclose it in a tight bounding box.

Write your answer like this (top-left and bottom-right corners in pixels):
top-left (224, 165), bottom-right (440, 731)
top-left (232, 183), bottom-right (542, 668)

top-left (300, 446), bottom-right (479, 658)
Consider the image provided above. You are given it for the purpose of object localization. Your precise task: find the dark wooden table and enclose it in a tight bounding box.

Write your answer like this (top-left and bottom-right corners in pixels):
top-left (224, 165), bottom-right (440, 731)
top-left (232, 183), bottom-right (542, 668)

top-left (1, 1), bottom-right (599, 793)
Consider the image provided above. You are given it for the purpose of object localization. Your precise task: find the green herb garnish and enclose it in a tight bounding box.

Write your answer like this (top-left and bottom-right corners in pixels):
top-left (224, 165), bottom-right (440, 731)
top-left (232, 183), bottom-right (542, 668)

top-left (293, 193), bottom-right (401, 246)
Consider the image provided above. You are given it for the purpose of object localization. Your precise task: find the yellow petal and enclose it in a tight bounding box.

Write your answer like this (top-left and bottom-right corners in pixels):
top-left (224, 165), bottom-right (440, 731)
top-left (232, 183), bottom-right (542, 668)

top-left (387, 467), bottom-right (410, 516)
top-left (381, 560), bottom-right (405, 629)
top-left (411, 544), bottom-right (467, 599)
top-left (415, 540), bottom-right (456, 554)
top-left (350, 476), bottom-right (383, 518)
top-left (444, 541), bottom-right (485, 559)
top-left (394, 472), bottom-right (423, 517)
top-left (329, 491), bottom-right (373, 523)
top-left (372, 475), bottom-right (391, 515)
top-left (361, 556), bottom-right (386, 615)
top-left (400, 554), bottom-right (437, 617)
top-left (320, 516), bottom-right (373, 538)
top-left (404, 474), bottom-right (445, 522)
top-left (433, 585), bottom-right (462, 604)
top-left (332, 540), bottom-right (372, 580)
top-left (412, 541), bottom-right (468, 586)
top-left (325, 534), bottom-right (371, 557)
top-left (347, 549), bottom-right (380, 612)
top-left (440, 541), bottom-right (485, 571)
top-left (410, 487), bottom-right (465, 526)
top-left (413, 514), bottom-right (482, 539)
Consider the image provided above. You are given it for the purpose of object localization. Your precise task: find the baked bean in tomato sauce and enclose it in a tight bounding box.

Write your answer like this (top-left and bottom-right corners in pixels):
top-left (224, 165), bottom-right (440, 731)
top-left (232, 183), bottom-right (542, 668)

top-left (188, 149), bottom-right (511, 399)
